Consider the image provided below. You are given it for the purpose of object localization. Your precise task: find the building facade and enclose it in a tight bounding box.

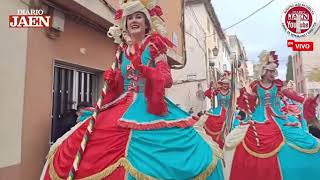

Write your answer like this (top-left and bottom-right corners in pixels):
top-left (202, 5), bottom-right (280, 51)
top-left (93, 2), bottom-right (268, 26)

top-left (246, 61), bottom-right (254, 82)
top-left (292, 25), bottom-right (320, 95)
top-left (167, 0), bottom-right (230, 114)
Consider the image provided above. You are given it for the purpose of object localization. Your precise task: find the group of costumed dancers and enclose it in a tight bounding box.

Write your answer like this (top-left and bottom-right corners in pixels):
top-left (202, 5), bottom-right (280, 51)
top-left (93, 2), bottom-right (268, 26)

top-left (40, 0), bottom-right (320, 179)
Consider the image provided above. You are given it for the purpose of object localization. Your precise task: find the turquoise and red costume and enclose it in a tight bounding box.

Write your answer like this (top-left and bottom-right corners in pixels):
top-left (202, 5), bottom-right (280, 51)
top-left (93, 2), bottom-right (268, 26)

top-left (41, 34), bottom-right (224, 180)
top-left (279, 93), bottom-right (308, 130)
top-left (224, 79), bottom-right (320, 180)
top-left (204, 87), bottom-right (230, 149)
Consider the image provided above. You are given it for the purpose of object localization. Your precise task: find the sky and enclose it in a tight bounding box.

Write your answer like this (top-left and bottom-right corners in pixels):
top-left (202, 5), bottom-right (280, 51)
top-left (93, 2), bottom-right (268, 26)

top-left (211, 0), bottom-right (320, 79)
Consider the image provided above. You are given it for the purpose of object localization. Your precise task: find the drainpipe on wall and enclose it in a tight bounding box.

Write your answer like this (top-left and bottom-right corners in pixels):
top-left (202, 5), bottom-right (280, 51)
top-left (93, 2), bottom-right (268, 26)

top-left (204, 36), bottom-right (210, 87)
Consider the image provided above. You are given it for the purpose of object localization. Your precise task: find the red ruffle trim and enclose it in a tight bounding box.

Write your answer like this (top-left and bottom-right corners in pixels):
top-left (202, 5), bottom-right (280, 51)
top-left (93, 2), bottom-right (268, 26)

top-left (99, 93), bottom-right (129, 112)
top-left (141, 33), bottom-right (174, 58)
top-left (303, 97), bottom-right (318, 122)
top-left (118, 117), bottom-right (197, 130)
top-left (101, 69), bottom-right (124, 106)
top-left (236, 80), bottom-right (259, 112)
top-left (204, 89), bottom-right (212, 99)
top-left (204, 89), bottom-right (219, 99)
top-left (128, 33), bottom-right (174, 116)
top-left (237, 88), bottom-right (257, 113)
top-left (44, 93), bottom-right (134, 179)
top-left (273, 79), bottom-right (284, 92)
top-left (282, 88), bottom-right (305, 103)
top-left (250, 80), bottom-right (259, 93)
top-left (204, 111), bottom-right (226, 149)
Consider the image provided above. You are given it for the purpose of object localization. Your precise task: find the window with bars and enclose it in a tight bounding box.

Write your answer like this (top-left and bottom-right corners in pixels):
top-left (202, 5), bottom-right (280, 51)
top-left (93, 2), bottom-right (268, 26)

top-left (51, 63), bottom-right (101, 143)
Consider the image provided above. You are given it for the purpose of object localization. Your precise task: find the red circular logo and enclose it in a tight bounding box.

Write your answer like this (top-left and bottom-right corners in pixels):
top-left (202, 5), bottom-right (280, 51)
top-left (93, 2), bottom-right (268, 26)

top-left (282, 2), bottom-right (317, 37)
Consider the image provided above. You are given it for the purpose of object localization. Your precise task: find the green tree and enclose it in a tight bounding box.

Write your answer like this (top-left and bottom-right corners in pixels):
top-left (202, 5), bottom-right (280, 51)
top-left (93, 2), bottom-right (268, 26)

top-left (286, 55), bottom-right (293, 82)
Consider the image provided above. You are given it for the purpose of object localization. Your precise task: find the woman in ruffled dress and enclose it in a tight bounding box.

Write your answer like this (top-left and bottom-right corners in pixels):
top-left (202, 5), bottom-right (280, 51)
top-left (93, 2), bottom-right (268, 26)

top-left (223, 50), bottom-right (320, 180)
top-left (203, 72), bottom-right (231, 149)
top-left (40, 0), bottom-right (224, 179)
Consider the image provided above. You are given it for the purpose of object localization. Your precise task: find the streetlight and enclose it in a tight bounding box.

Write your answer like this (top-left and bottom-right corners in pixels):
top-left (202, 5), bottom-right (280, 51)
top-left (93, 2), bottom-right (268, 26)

top-left (208, 46), bottom-right (218, 69)
top-left (212, 46), bottom-right (219, 57)
top-left (208, 60), bottom-right (216, 109)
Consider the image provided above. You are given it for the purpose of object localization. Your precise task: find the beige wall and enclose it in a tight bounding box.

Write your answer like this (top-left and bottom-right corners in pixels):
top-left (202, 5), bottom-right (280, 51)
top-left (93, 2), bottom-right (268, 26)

top-left (300, 30), bottom-right (320, 74)
top-left (0, 0), bottom-right (28, 170)
top-left (193, 3), bottom-right (226, 74)
top-left (0, 14), bottom-right (115, 180)
top-left (292, 28), bottom-right (320, 94)
top-left (172, 3), bottom-right (207, 82)
top-left (159, 0), bottom-right (183, 58)
top-left (301, 30), bottom-right (320, 95)
top-left (167, 3), bottom-right (209, 112)
top-left (73, 0), bottom-right (114, 23)
top-left (166, 81), bottom-right (208, 114)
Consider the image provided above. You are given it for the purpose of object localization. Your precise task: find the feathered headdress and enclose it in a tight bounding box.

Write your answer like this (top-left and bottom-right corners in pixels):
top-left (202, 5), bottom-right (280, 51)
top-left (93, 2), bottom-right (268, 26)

top-left (218, 71), bottom-right (231, 84)
top-left (107, 0), bottom-right (167, 44)
top-left (257, 50), bottom-right (279, 77)
top-left (287, 80), bottom-right (296, 89)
